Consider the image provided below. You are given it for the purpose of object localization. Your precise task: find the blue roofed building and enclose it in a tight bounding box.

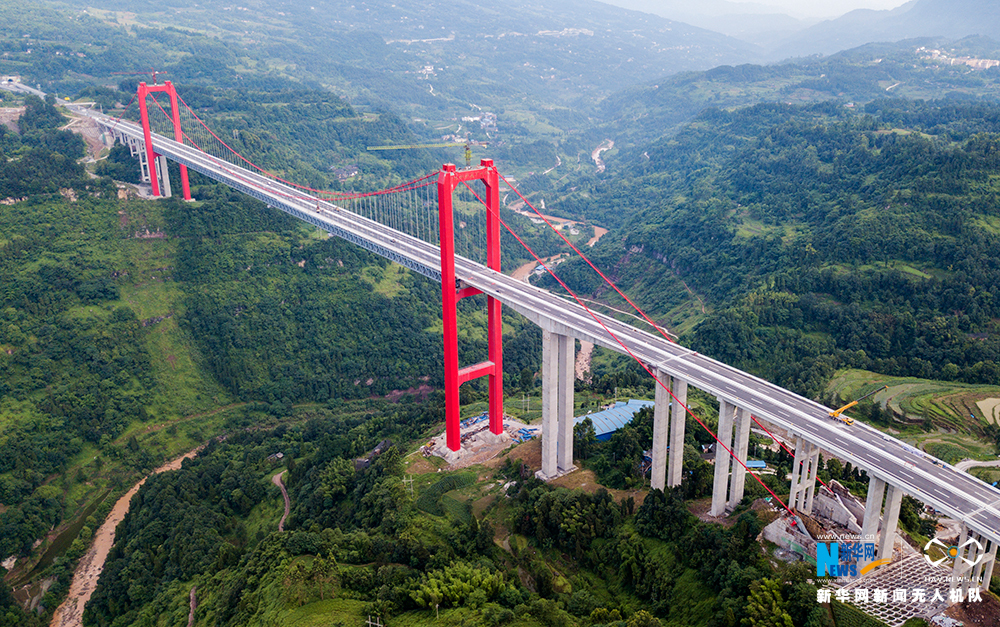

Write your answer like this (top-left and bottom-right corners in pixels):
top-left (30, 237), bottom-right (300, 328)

top-left (575, 399), bottom-right (655, 441)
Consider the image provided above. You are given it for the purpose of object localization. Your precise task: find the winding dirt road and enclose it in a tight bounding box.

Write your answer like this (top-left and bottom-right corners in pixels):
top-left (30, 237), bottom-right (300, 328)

top-left (272, 471), bottom-right (290, 532)
top-left (49, 448), bottom-right (202, 627)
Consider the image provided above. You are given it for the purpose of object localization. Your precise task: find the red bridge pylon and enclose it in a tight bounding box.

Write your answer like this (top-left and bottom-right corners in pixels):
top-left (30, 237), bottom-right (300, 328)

top-left (438, 160), bottom-right (503, 451)
top-left (136, 80), bottom-right (191, 200)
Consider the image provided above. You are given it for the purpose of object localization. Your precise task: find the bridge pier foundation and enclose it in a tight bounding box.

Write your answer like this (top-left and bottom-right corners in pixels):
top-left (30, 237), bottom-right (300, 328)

top-left (710, 400), bottom-right (736, 517)
top-left (537, 329), bottom-right (575, 481)
top-left (667, 379), bottom-right (687, 488)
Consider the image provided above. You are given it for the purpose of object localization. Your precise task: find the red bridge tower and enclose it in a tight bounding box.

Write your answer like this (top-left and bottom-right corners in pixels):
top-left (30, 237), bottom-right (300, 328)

top-left (438, 160), bottom-right (504, 451)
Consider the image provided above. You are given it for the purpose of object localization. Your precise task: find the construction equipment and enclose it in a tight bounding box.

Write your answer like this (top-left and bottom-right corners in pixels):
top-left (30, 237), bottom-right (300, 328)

top-left (367, 141), bottom-right (488, 167)
top-left (828, 386), bottom-right (888, 425)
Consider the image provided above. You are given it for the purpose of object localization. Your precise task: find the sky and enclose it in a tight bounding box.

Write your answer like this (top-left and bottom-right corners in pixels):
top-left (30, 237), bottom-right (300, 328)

top-left (726, 0), bottom-right (912, 18)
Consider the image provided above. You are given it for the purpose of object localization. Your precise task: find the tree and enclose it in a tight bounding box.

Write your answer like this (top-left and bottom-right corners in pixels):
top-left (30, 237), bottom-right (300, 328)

top-left (743, 578), bottom-right (794, 627)
top-left (627, 610), bottom-right (662, 627)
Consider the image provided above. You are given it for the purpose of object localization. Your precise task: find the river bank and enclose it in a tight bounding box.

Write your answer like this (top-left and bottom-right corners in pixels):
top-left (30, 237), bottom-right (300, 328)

top-left (49, 447), bottom-right (202, 627)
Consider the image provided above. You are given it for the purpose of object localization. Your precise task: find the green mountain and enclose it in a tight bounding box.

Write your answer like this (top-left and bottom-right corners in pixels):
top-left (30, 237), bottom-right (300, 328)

top-left (590, 38), bottom-right (1000, 150)
top-left (544, 98), bottom-right (1000, 407)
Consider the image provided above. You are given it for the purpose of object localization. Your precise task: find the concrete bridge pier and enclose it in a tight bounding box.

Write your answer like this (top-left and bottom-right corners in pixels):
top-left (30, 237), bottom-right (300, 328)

top-left (708, 400), bottom-right (754, 516)
top-left (536, 328), bottom-right (576, 481)
top-left (667, 378), bottom-right (687, 487)
top-left (157, 155), bottom-right (172, 198)
top-left (860, 477), bottom-right (886, 548)
top-left (878, 484), bottom-right (903, 561)
top-left (859, 477), bottom-right (904, 566)
top-left (951, 525), bottom-right (997, 597)
top-left (135, 138), bottom-right (152, 183)
top-left (710, 400), bottom-right (736, 516)
top-left (727, 407), bottom-right (752, 509)
top-left (789, 436), bottom-right (820, 515)
top-left (980, 538), bottom-right (998, 593)
top-left (650, 369), bottom-right (670, 491)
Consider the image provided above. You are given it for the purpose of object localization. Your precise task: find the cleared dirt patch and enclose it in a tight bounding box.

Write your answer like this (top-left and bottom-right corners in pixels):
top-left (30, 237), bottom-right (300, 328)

top-left (551, 468), bottom-right (646, 507)
top-left (976, 398), bottom-right (1000, 425)
top-left (0, 107), bottom-right (24, 132)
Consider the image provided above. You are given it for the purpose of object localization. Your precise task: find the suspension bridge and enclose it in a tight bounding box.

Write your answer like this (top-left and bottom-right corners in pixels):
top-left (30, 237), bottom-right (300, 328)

top-left (70, 82), bottom-right (1000, 599)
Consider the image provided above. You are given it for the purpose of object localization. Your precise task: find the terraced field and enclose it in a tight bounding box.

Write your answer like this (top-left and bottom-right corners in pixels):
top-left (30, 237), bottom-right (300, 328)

top-left (827, 369), bottom-right (1000, 433)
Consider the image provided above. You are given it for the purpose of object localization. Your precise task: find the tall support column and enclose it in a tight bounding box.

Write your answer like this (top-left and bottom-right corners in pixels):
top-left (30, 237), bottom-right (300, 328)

top-left (157, 155), bottom-right (172, 198)
top-left (438, 165), bottom-right (461, 451)
top-left (790, 436), bottom-right (805, 510)
top-left (980, 539), bottom-right (997, 593)
top-left (650, 369), bottom-right (670, 491)
top-left (539, 329), bottom-right (560, 479)
top-left (667, 379), bottom-right (687, 487)
top-left (710, 400), bottom-right (735, 517)
top-left (137, 142), bottom-right (151, 182)
top-left (970, 533), bottom-right (987, 597)
top-left (951, 523), bottom-right (970, 596)
top-left (789, 438), bottom-right (819, 513)
top-left (878, 484), bottom-right (903, 562)
top-left (861, 477), bottom-right (886, 558)
top-left (727, 407), bottom-right (752, 509)
top-left (557, 334), bottom-right (575, 473)
top-left (952, 528), bottom-right (992, 598)
top-left (483, 162), bottom-right (503, 437)
top-left (802, 446), bottom-right (821, 514)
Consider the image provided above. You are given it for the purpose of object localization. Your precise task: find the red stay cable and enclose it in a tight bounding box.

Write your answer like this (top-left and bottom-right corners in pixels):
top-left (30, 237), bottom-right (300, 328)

top-left (499, 174), bottom-right (829, 497)
top-left (750, 415), bottom-right (830, 491)
top-left (499, 172), bottom-right (676, 345)
top-left (109, 92), bottom-right (137, 134)
top-left (463, 182), bottom-right (798, 519)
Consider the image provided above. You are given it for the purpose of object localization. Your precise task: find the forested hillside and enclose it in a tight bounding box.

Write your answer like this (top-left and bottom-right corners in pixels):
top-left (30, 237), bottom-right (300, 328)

top-left (593, 39), bottom-right (1000, 149)
top-left (164, 183), bottom-right (548, 403)
top-left (79, 400), bottom-right (831, 627)
top-left (548, 99), bottom-right (1000, 407)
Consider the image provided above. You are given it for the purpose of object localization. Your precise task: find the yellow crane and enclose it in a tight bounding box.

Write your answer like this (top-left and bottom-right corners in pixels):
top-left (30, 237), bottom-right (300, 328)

top-left (828, 385), bottom-right (888, 425)
top-left (366, 141), bottom-right (488, 167)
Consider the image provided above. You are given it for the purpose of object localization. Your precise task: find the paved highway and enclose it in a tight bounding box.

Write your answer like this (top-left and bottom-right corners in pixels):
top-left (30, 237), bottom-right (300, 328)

top-left (93, 113), bottom-right (1000, 544)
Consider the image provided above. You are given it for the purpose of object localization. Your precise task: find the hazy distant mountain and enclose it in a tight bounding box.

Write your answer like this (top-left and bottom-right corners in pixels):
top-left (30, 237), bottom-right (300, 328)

top-left (597, 0), bottom-right (815, 46)
top-left (771, 0), bottom-right (1000, 58)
